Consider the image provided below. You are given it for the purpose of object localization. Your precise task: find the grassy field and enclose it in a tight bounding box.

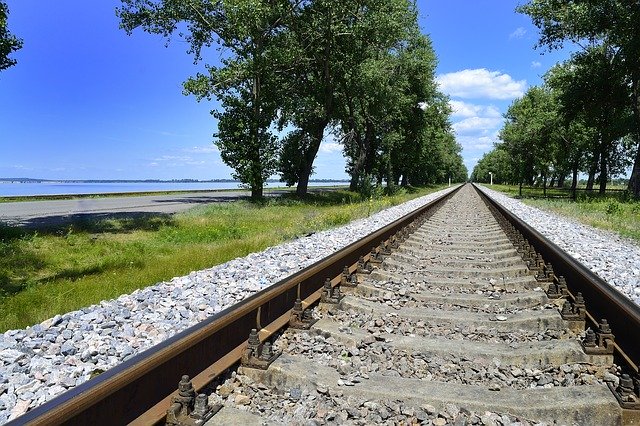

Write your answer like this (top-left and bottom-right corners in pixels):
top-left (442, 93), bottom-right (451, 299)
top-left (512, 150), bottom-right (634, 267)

top-left (487, 184), bottom-right (640, 242)
top-left (0, 186), bottom-right (445, 332)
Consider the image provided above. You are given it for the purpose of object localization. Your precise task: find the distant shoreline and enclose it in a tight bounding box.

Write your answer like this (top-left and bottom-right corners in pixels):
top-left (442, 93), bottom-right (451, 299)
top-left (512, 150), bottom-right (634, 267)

top-left (0, 181), bottom-right (350, 201)
top-left (0, 178), bottom-right (349, 184)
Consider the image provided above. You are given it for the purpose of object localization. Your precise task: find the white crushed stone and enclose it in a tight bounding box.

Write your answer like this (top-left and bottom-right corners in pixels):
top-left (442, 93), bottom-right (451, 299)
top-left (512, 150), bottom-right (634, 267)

top-left (0, 185), bottom-right (459, 423)
top-left (478, 185), bottom-right (640, 306)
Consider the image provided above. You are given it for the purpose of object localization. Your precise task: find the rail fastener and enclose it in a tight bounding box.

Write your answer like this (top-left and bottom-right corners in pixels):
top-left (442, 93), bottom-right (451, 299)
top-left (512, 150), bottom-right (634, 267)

top-left (164, 375), bottom-right (220, 426)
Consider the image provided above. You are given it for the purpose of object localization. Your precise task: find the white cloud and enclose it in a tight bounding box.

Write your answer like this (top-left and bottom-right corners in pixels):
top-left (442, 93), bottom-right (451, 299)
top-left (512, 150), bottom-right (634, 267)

top-left (531, 61), bottom-right (542, 68)
top-left (437, 69), bottom-right (527, 100)
top-left (509, 27), bottom-right (527, 39)
top-left (453, 117), bottom-right (503, 134)
top-left (449, 100), bottom-right (501, 119)
top-left (319, 141), bottom-right (342, 154)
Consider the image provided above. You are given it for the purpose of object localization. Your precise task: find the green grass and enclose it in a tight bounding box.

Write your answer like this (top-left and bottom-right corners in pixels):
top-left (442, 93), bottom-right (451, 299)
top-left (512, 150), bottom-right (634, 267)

top-left (0, 186), bottom-right (444, 332)
top-left (487, 184), bottom-right (640, 243)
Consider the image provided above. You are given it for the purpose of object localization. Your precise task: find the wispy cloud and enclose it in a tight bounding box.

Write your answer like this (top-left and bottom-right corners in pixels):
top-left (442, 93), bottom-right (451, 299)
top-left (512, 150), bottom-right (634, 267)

top-left (453, 117), bottom-right (503, 134)
top-left (319, 141), bottom-right (342, 154)
top-left (509, 27), bottom-right (526, 39)
top-left (531, 61), bottom-right (542, 68)
top-left (437, 69), bottom-right (526, 100)
top-left (456, 132), bottom-right (501, 151)
top-left (151, 155), bottom-right (207, 167)
top-left (449, 100), bottom-right (501, 119)
top-left (184, 145), bottom-right (219, 154)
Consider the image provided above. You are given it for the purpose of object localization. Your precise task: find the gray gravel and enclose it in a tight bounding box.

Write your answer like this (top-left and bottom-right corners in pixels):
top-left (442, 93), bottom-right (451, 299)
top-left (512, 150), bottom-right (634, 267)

top-left (477, 186), bottom-right (640, 305)
top-left (211, 369), bottom-right (546, 426)
top-left (0, 186), bottom-right (458, 423)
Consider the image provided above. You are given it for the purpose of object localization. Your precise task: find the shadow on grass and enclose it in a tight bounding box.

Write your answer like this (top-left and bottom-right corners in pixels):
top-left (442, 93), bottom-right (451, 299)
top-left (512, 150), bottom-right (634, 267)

top-left (0, 213), bottom-right (175, 298)
top-left (1, 211), bottom-right (176, 237)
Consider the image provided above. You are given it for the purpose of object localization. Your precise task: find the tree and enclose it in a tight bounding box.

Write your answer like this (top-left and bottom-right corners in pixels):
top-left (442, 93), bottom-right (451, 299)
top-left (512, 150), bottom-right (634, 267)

top-left (119, 0), bottom-right (294, 199)
top-left (499, 86), bottom-right (558, 190)
top-left (544, 46), bottom-right (632, 192)
top-left (471, 145), bottom-right (514, 184)
top-left (0, 1), bottom-right (22, 71)
top-left (274, 0), bottom-right (347, 196)
top-left (518, 0), bottom-right (640, 196)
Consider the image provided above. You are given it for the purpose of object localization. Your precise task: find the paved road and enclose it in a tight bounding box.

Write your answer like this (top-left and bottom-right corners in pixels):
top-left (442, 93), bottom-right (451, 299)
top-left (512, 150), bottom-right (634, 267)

top-left (0, 191), bottom-right (257, 229)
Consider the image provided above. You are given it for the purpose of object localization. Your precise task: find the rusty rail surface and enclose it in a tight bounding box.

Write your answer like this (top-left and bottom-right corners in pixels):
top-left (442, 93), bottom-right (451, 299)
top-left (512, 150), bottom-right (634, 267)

top-left (476, 184), bottom-right (640, 372)
top-left (10, 186), bottom-right (461, 426)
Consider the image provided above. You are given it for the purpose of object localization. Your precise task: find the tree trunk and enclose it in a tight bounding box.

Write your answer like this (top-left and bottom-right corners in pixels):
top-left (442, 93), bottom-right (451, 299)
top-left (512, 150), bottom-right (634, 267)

top-left (251, 185), bottom-right (263, 200)
top-left (295, 121), bottom-right (328, 197)
top-left (628, 74), bottom-right (640, 197)
top-left (598, 147), bottom-right (608, 194)
top-left (571, 164), bottom-right (579, 200)
top-left (629, 140), bottom-right (640, 198)
top-left (296, 171), bottom-right (310, 197)
top-left (586, 158), bottom-right (597, 191)
top-left (401, 174), bottom-right (408, 187)
top-left (557, 173), bottom-right (566, 188)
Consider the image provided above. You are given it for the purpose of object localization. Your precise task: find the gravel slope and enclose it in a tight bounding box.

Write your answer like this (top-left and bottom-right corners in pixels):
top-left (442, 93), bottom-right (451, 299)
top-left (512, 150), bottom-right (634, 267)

top-left (478, 185), bottom-right (640, 305)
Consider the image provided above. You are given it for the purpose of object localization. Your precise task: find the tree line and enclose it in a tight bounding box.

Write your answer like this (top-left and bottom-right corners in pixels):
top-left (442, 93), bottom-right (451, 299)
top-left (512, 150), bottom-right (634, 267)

top-left (471, 0), bottom-right (640, 197)
top-left (116, 0), bottom-right (467, 199)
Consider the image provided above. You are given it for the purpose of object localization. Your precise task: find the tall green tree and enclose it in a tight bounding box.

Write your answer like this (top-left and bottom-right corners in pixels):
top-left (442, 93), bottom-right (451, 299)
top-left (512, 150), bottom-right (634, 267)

top-left (518, 0), bottom-right (640, 195)
top-left (500, 86), bottom-right (558, 189)
top-left (119, 0), bottom-right (294, 199)
top-left (275, 0), bottom-right (347, 196)
top-left (544, 45), bottom-right (632, 192)
top-left (0, 1), bottom-right (22, 71)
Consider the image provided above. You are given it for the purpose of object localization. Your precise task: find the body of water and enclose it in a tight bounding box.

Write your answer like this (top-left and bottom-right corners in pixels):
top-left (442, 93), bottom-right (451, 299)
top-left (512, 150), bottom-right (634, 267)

top-left (0, 181), bottom-right (347, 197)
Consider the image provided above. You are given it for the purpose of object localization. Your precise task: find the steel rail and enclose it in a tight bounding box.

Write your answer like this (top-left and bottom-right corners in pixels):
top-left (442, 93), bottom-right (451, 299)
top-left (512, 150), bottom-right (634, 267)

top-left (9, 185), bottom-right (462, 426)
top-left (475, 184), bottom-right (640, 371)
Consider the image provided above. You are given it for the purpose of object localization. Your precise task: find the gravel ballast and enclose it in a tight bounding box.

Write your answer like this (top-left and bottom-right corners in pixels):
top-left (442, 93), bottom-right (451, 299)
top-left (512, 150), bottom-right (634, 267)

top-left (0, 186), bottom-right (458, 423)
top-left (478, 186), bottom-right (640, 306)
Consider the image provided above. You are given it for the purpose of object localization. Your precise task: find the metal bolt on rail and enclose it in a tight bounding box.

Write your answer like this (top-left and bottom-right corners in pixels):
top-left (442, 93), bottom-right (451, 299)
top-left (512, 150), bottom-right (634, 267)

top-left (241, 328), bottom-right (281, 370)
top-left (357, 256), bottom-right (372, 274)
top-left (546, 280), bottom-right (559, 298)
top-left (289, 297), bottom-right (318, 330)
top-left (582, 318), bottom-right (615, 355)
top-left (608, 373), bottom-right (640, 409)
top-left (340, 266), bottom-right (358, 288)
top-left (574, 292), bottom-right (586, 317)
top-left (321, 278), bottom-right (344, 304)
top-left (561, 297), bottom-right (586, 332)
top-left (546, 275), bottom-right (565, 299)
top-left (381, 241), bottom-right (392, 256)
top-left (165, 375), bottom-right (219, 426)
top-left (369, 246), bottom-right (383, 265)
top-left (557, 276), bottom-right (569, 297)
top-left (390, 236), bottom-right (400, 249)
top-left (545, 265), bottom-right (555, 283)
top-left (583, 328), bottom-right (597, 349)
top-left (535, 261), bottom-right (547, 281)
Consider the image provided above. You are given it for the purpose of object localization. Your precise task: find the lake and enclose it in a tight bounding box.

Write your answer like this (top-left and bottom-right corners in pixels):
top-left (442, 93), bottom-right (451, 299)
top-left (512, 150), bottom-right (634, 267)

top-left (0, 181), bottom-right (347, 197)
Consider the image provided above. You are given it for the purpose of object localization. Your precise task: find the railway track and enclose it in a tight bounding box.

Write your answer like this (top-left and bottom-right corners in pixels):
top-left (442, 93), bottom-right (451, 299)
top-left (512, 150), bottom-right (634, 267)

top-left (10, 184), bottom-right (640, 425)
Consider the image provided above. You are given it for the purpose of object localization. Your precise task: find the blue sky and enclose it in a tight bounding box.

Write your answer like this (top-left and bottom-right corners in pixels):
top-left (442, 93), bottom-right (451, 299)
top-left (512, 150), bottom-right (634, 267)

top-left (0, 1), bottom-right (572, 181)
